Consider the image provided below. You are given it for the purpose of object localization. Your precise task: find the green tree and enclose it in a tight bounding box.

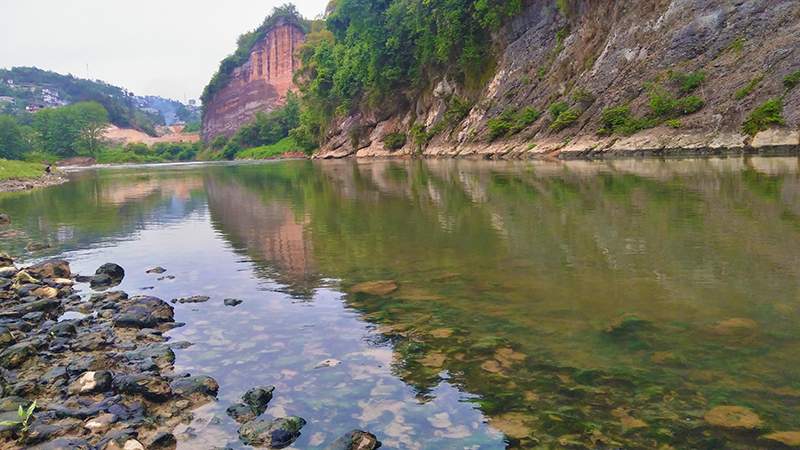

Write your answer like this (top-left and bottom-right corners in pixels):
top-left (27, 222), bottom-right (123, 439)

top-left (0, 115), bottom-right (30, 159)
top-left (32, 102), bottom-right (109, 156)
top-left (74, 102), bottom-right (109, 155)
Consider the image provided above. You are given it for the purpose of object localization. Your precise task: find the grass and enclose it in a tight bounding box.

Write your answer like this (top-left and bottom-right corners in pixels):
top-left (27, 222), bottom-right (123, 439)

top-left (742, 98), bottom-right (784, 136)
top-left (235, 136), bottom-right (303, 159)
top-left (549, 108), bottom-right (580, 131)
top-left (487, 107), bottom-right (542, 140)
top-left (0, 159), bottom-right (46, 181)
top-left (735, 75), bottom-right (763, 100)
top-left (784, 70), bottom-right (800, 91)
top-left (669, 70), bottom-right (706, 94)
top-left (95, 148), bottom-right (166, 164)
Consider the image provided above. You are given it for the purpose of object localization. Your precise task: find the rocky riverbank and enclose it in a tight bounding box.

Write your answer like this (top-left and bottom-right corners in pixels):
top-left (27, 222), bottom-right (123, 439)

top-left (0, 255), bottom-right (381, 449)
top-left (0, 174), bottom-right (67, 194)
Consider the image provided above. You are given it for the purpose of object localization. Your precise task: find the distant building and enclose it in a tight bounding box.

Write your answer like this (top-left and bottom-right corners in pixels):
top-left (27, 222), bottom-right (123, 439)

top-left (26, 104), bottom-right (44, 112)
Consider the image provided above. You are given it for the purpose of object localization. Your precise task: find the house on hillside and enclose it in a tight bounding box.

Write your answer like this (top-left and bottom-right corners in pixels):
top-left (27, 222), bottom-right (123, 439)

top-left (26, 103), bottom-right (44, 112)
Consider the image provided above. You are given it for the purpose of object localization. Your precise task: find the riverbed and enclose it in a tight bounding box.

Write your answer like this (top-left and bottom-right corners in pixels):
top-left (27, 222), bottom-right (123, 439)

top-left (1, 158), bottom-right (799, 449)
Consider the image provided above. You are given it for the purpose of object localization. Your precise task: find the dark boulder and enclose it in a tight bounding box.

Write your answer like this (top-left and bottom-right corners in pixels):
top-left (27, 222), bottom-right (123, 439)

top-left (170, 375), bottom-right (219, 398)
top-left (223, 298), bottom-right (243, 307)
top-left (227, 403), bottom-right (256, 423)
top-left (113, 296), bottom-right (174, 328)
top-left (148, 431), bottom-right (177, 449)
top-left (96, 263), bottom-right (125, 282)
top-left (0, 340), bottom-right (37, 368)
top-left (113, 374), bottom-right (172, 401)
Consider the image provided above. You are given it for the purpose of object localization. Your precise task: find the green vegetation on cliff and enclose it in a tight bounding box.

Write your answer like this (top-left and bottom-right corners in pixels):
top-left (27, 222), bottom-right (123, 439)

top-left (290, 0), bottom-right (523, 147)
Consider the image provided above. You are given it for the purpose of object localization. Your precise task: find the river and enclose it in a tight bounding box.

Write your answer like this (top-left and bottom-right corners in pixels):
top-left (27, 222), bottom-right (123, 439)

top-left (1, 158), bottom-right (799, 449)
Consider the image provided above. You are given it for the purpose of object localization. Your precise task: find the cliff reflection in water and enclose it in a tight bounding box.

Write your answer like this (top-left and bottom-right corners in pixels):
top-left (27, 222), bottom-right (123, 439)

top-left (200, 158), bottom-right (800, 448)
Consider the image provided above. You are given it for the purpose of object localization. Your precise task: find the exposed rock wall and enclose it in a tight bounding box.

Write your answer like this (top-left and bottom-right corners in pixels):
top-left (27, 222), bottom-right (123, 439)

top-left (202, 22), bottom-right (305, 141)
top-left (316, 0), bottom-right (800, 159)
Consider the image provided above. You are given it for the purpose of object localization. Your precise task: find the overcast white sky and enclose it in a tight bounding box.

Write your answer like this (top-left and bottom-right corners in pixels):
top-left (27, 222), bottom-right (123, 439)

top-left (0, 1), bottom-right (327, 102)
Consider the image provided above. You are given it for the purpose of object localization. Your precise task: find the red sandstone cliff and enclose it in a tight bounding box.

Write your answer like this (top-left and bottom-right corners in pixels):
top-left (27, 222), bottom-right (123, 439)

top-left (202, 21), bottom-right (305, 141)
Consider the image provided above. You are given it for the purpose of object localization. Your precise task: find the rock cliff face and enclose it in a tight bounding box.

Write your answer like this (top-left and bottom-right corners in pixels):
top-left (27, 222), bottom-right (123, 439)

top-left (316, 0), bottom-right (800, 159)
top-left (202, 21), bottom-right (305, 141)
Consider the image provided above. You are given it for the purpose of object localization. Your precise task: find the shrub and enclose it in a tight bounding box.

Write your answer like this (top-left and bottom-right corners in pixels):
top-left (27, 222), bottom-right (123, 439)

top-left (549, 108), bottom-right (580, 131)
top-left (665, 119), bottom-right (682, 129)
top-left (599, 105), bottom-right (644, 136)
top-left (670, 71), bottom-right (706, 94)
top-left (548, 101), bottom-right (569, 120)
top-left (382, 132), bottom-right (407, 150)
top-left (513, 107), bottom-right (541, 132)
top-left (735, 75), bottom-right (763, 100)
top-left (675, 95), bottom-right (704, 115)
top-left (571, 88), bottom-right (595, 105)
top-left (487, 110), bottom-right (515, 140)
top-left (742, 98), bottom-right (784, 136)
top-left (784, 70), bottom-right (800, 91)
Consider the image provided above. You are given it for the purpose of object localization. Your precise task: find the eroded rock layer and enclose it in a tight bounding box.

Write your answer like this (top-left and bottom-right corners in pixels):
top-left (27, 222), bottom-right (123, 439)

top-left (202, 21), bottom-right (305, 141)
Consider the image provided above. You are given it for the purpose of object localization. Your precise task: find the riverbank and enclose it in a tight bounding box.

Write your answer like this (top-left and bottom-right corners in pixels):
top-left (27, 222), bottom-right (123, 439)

top-left (0, 254), bottom-right (381, 449)
top-left (315, 128), bottom-right (800, 160)
top-left (0, 160), bottom-right (67, 193)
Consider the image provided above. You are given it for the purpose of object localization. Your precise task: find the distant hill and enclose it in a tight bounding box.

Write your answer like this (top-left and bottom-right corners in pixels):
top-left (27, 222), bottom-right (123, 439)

top-left (0, 67), bottom-right (199, 136)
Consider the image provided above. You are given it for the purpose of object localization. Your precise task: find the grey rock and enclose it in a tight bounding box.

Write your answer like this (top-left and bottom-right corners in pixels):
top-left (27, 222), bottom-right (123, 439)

top-left (226, 403), bottom-right (256, 424)
top-left (26, 259), bottom-right (71, 280)
top-left (146, 266), bottom-right (167, 274)
top-left (113, 296), bottom-right (174, 328)
top-left (243, 386), bottom-right (275, 415)
top-left (113, 374), bottom-right (172, 401)
top-left (171, 295), bottom-right (210, 304)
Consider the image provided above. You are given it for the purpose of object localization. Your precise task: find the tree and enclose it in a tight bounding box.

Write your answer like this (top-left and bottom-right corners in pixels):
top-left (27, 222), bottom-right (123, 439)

top-left (74, 102), bottom-right (109, 155)
top-left (0, 115), bottom-right (29, 159)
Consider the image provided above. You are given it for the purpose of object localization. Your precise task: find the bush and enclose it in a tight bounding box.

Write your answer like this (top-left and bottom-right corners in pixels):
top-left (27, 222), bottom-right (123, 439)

top-left (235, 136), bottom-right (302, 159)
top-left (742, 98), bottom-right (784, 136)
top-left (735, 75), bottom-right (763, 100)
top-left (670, 71), bottom-right (706, 94)
top-left (648, 86), bottom-right (704, 118)
top-left (549, 108), bottom-right (579, 132)
top-left (599, 106), bottom-right (642, 136)
top-left (675, 95), bottom-right (704, 115)
top-left (785, 70), bottom-right (800, 91)
top-left (487, 107), bottom-right (541, 140)
top-left (382, 132), bottom-right (407, 150)
top-left (665, 119), bottom-right (682, 129)
top-left (514, 107), bottom-right (541, 131)
top-left (548, 101), bottom-right (569, 120)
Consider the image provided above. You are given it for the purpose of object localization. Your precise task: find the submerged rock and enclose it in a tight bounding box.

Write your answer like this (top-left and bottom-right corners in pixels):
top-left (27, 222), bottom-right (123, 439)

top-left (709, 318), bottom-right (759, 336)
top-left (146, 266), bottom-right (167, 274)
top-left (238, 416), bottom-right (307, 448)
top-left (223, 298), bottom-right (243, 307)
top-left (0, 213), bottom-right (9, 225)
top-left (350, 280), bottom-right (398, 296)
top-left (171, 295), bottom-right (210, 304)
top-left (113, 374), bottom-right (172, 401)
top-left (26, 241), bottom-right (51, 252)
top-left (761, 431), bottom-right (800, 447)
top-left (227, 403), bottom-right (257, 423)
top-left (325, 430), bottom-right (382, 450)
top-left (704, 405), bottom-right (762, 430)
top-left (604, 313), bottom-right (650, 336)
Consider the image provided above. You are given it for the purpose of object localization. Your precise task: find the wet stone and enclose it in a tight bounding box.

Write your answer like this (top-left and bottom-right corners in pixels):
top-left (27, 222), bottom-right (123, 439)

top-left (171, 295), bottom-right (210, 304)
top-left (170, 375), bottom-right (219, 398)
top-left (148, 431), bottom-right (177, 449)
top-left (69, 370), bottom-right (113, 395)
top-left (146, 266), bottom-right (167, 274)
top-left (26, 259), bottom-right (71, 280)
top-left (325, 429), bottom-right (382, 450)
top-left (238, 416), bottom-right (307, 448)
top-left (243, 385), bottom-right (275, 414)
top-left (0, 213), bottom-right (9, 225)
top-left (113, 374), bottom-right (172, 402)
top-left (0, 340), bottom-right (37, 368)
top-left (227, 403), bottom-right (257, 424)
top-left (113, 296), bottom-right (174, 328)
top-left (223, 298), bottom-right (243, 307)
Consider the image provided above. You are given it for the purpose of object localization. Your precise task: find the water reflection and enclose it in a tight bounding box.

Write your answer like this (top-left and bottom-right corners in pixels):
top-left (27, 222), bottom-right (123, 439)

top-left (1, 158), bottom-right (799, 449)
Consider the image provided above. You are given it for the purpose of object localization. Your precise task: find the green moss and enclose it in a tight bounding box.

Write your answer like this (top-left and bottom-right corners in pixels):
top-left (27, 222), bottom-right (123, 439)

top-left (382, 132), bottom-right (407, 150)
top-left (735, 75), bottom-right (763, 100)
top-left (665, 119), bottom-right (682, 129)
top-left (0, 159), bottom-right (45, 181)
top-left (784, 70), bottom-right (800, 91)
top-left (742, 98), bottom-right (784, 136)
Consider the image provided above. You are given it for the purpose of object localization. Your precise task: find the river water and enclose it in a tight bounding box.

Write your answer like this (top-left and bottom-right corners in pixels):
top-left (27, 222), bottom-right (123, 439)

top-left (1, 158), bottom-right (799, 449)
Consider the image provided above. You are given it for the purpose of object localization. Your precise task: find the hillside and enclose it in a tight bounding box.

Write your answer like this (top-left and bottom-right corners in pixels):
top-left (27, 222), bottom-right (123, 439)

top-left (0, 67), bottom-right (199, 136)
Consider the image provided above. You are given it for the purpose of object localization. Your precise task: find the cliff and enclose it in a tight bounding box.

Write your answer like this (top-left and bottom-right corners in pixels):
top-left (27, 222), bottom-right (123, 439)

top-left (315, 0), bottom-right (800, 159)
top-left (202, 20), bottom-right (305, 141)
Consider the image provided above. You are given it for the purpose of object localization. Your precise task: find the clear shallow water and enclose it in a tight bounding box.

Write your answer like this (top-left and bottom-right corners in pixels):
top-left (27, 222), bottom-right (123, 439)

top-left (1, 158), bottom-right (799, 449)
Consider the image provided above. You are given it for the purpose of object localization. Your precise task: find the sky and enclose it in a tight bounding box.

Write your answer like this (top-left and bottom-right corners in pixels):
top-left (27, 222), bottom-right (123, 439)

top-left (0, 0), bottom-right (328, 102)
